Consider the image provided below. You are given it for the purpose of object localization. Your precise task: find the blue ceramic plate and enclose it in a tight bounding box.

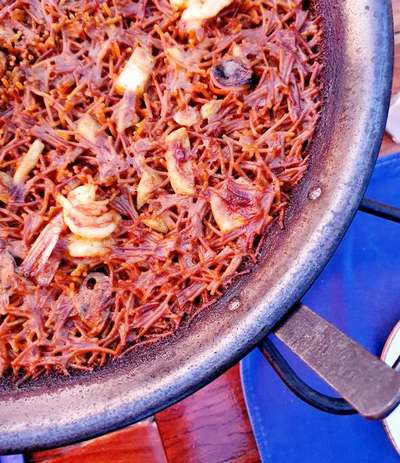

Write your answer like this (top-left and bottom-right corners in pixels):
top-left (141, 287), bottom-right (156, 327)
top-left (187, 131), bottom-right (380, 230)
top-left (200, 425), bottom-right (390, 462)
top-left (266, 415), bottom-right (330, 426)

top-left (241, 154), bottom-right (400, 463)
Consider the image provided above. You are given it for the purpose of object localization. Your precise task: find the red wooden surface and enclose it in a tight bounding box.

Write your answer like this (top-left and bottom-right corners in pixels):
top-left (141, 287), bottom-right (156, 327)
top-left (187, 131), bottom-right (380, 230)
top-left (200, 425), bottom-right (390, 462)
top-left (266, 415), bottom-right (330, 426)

top-left (29, 365), bottom-right (259, 463)
top-left (28, 2), bottom-right (400, 462)
top-left (30, 420), bottom-right (168, 463)
top-left (156, 366), bottom-right (259, 463)
top-left (381, 1), bottom-right (400, 155)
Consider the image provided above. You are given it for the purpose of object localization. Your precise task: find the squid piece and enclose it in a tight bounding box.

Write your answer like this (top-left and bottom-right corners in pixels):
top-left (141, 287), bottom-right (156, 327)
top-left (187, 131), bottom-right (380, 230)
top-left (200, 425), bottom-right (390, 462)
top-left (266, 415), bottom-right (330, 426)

top-left (142, 216), bottom-right (169, 234)
top-left (116, 46), bottom-right (154, 95)
top-left (112, 91), bottom-right (138, 133)
top-left (0, 51), bottom-right (6, 78)
top-left (210, 178), bottom-right (258, 234)
top-left (0, 250), bottom-right (16, 313)
top-left (201, 99), bottom-right (223, 119)
top-left (181, 0), bottom-right (234, 28)
top-left (170, 0), bottom-right (188, 9)
top-left (211, 58), bottom-right (254, 91)
top-left (19, 215), bottom-right (65, 278)
top-left (13, 139), bottom-right (44, 184)
top-left (0, 172), bottom-right (12, 203)
top-left (166, 46), bottom-right (184, 63)
top-left (165, 128), bottom-right (195, 196)
top-left (57, 185), bottom-right (120, 241)
top-left (68, 235), bottom-right (111, 258)
top-left (77, 114), bottom-right (102, 144)
top-left (67, 184), bottom-right (96, 205)
top-left (58, 196), bottom-right (119, 240)
top-left (142, 211), bottom-right (175, 233)
top-left (74, 273), bottom-right (112, 335)
top-left (137, 167), bottom-right (163, 209)
top-left (173, 106), bottom-right (200, 127)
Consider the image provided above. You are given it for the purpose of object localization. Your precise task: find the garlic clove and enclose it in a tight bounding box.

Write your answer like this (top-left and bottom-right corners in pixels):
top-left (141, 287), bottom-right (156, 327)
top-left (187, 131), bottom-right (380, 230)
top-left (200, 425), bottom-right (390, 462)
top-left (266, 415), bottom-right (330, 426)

top-left (210, 178), bottom-right (258, 234)
top-left (210, 192), bottom-right (247, 234)
top-left (116, 46), bottom-right (154, 95)
top-left (142, 216), bottom-right (169, 233)
top-left (67, 184), bottom-right (97, 205)
top-left (173, 106), bottom-right (200, 127)
top-left (201, 100), bottom-right (223, 119)
top-left (169, 0), bottom-right (188, 9)
top-left (68, 235), bottom-right (111, 257)
top-left (77, 114), bottom-right (102, 144)
top-left (0, 171), bottom-right (12, 203)
top-left (181, 0), bottom-right (233, 22)
top-left (13, 139), bottom-right (44, 185)
top-left (137, 167), bottom-right (163, 209)
top-left (165, 128), bottom-right (195, 196)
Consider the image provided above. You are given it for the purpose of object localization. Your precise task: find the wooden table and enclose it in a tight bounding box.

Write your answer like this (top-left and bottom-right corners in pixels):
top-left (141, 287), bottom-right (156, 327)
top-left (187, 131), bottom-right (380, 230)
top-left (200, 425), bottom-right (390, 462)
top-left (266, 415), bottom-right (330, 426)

top-left (27, 2), bottom-right (400, 462)
top-left (381, 1), bottom-right (400, 155)
top-left (29, 365), bottom-right (259, 463)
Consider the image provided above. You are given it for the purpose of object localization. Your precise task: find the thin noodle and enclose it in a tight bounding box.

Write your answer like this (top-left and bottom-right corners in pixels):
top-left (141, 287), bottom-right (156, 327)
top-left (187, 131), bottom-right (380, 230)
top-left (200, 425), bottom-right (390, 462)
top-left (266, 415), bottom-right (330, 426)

top-left (0, 0), bottom-right (322, 381)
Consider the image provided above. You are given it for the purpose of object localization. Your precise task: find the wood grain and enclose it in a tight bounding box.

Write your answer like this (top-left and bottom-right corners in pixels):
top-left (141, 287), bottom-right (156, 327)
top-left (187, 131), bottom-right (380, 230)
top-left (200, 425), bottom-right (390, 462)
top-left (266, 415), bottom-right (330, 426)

top-left (393, 0), bottom-right (400, 34)
top-left (29, 420), bottom-right (168, 463)
top-left (29, 366), bottom-right (259, 463)
top-left (156, 365), bottom-right (259, 463)
top-left (381, 31), bottom-right (400, 155)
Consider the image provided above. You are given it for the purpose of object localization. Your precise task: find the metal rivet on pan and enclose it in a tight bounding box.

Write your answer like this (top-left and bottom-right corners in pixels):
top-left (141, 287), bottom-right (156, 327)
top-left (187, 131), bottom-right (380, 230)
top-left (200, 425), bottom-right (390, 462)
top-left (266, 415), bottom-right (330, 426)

top-left (228, 298), bottom-right (241, 311)
top-left (308, 186), bottom-right (322, 201)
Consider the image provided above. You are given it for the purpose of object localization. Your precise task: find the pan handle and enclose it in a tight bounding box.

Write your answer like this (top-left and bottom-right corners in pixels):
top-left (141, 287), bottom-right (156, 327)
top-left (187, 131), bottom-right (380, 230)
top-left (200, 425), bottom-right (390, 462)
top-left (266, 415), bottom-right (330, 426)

top-left (260, 337), bottom-right (356, 415)
top-left (262, 303), bottom-right (400, 419)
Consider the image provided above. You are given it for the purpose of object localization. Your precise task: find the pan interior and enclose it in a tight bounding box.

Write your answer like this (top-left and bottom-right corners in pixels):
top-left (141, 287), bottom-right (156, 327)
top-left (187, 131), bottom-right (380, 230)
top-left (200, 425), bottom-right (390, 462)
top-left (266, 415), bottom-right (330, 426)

top-left (0, 0), bottom-right (393, 453)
